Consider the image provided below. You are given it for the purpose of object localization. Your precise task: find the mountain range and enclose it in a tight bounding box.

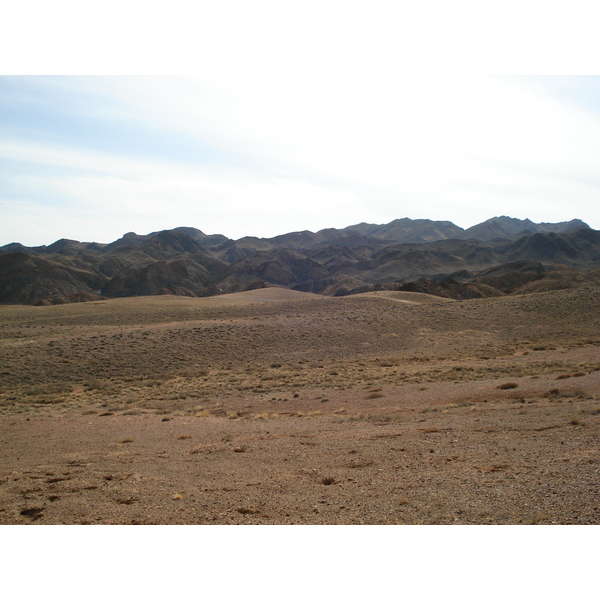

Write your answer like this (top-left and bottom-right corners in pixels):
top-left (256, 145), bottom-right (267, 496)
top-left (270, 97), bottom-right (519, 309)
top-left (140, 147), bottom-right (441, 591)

top-left (1, 216), bottom-right (599, 305)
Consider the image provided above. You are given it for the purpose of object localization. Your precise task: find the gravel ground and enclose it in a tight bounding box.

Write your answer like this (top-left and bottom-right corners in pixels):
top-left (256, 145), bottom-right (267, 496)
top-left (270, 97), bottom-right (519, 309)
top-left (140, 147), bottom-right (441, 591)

top-left (1, 288), bottom-right (599, 524)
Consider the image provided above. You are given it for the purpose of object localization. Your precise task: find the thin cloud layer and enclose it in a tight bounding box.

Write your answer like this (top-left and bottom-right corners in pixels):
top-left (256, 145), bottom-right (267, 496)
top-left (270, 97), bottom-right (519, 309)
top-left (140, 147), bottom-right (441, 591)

top-left (1, 72), bottom-right (599, 246)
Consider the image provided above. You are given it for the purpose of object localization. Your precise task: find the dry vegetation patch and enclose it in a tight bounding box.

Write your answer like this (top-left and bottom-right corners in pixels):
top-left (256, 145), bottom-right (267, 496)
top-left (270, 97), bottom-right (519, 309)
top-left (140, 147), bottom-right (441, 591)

top-left (0, 288), bottom-right (599, 523)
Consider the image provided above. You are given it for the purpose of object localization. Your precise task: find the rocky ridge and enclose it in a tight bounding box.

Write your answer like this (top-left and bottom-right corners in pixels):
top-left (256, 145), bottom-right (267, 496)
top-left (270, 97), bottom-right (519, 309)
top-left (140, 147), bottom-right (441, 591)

top-left (1, 216), bottom-right (598, 305)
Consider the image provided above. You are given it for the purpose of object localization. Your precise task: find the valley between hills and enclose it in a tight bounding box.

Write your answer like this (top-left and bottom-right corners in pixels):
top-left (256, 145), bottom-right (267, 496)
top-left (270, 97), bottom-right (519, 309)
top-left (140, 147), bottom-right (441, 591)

top-left (0, 284), bottom-right (598, 524)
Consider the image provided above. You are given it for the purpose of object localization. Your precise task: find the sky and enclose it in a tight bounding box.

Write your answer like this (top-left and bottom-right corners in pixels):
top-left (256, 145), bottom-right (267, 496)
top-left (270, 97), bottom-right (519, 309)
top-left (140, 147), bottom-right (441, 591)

top-left (1, 2), bottom-right (600, 247)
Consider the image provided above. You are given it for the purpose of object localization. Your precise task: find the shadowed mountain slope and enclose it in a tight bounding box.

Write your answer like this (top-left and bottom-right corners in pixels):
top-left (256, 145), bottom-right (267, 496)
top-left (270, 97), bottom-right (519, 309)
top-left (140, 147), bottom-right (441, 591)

top-left (342, 218), bottom-right (464, 243)
top-left (458, 216), bottom-right (590, 242)
top-left (0, 217), bottom-right (597, 304)
top-left (0, 253), bottom-right (105, 304)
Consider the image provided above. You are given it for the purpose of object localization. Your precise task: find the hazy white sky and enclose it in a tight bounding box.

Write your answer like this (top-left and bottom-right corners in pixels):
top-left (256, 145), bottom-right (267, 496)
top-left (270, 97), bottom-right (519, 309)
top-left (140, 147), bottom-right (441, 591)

top-left (1, 2), bottom-right (600, 246)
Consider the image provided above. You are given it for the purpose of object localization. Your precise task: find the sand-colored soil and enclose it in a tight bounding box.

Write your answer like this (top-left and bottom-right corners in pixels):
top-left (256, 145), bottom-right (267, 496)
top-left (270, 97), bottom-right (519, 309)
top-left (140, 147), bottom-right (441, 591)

top-left (1, 286), bottom-right (599, 524)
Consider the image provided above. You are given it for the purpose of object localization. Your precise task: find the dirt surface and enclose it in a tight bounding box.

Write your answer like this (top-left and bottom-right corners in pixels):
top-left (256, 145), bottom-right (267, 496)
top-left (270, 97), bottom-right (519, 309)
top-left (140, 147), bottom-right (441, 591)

top-left (1, 287), bottom-right (599, 524)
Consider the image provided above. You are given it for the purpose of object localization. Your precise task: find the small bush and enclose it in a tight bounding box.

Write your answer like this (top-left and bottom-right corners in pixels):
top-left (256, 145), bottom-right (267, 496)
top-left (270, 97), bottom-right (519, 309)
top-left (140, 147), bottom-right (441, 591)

top-left (497, 382), bottom-right (519, 390)
top-left (141, 379), bottom-right (162, 387)
top-left (86, 380), bottom-right (116, 391)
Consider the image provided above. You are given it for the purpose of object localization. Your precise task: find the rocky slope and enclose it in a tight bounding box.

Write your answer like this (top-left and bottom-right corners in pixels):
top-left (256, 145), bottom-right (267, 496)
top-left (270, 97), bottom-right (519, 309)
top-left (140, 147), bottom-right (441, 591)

top-left (0, 217), bottom-right (597, 304)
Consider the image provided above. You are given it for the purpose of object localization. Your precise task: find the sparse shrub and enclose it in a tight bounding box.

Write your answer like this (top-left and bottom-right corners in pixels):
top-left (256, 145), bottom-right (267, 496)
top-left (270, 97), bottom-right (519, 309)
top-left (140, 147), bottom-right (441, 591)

top-left (23, 383), bottom-right (73, 396)
top-left (141, 379), bottom-right (162, 387)
top-left (497, 382), bottom-right (519, 390)
top-left (86, 380), bottom-right (116, 391)
top-left (528, 513), bottom-right (549, 524)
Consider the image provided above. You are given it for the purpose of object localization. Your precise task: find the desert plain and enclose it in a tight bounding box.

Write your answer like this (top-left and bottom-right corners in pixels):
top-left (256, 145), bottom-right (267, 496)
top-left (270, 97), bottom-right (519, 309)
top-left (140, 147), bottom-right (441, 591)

top-left (0, 286), bottom-right (599, 524)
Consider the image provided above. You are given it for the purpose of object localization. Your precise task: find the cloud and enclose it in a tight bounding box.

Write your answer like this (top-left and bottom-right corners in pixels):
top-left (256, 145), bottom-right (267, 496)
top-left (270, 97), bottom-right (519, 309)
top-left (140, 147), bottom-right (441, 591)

top-left (0, 135), bottom-right (366, 244)
top-left (1, 72), bottom-right (600, 247)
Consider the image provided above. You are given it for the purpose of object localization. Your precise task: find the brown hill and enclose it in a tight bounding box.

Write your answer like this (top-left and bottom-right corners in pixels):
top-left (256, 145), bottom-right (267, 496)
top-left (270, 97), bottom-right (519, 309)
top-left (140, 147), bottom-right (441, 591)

top-left (459, 216), bottom-right (590, 242)
top-left (0, 218), bottom-right (598, 304)
top-left (0, 253), bottom-right (105, 304)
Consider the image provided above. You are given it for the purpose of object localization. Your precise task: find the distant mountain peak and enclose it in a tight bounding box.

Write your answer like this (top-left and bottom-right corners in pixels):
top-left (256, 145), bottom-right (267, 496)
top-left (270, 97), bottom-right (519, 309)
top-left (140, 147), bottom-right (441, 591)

top-left (460, 216), bottom-right (590, 242)
top-left (0, 217), bottom-right (596, 305)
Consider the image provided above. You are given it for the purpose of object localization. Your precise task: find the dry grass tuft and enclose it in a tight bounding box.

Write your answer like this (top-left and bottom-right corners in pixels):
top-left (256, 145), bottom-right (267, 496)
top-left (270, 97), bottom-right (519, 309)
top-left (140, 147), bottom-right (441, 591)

top-left (86, 380), bottom-right (116, 391)
top-left (23, 383), bottom-right (73, 396)
top-left (528, 513), bottom-right (549, 524)
top-left (497, 382), bottom-right (519, 390)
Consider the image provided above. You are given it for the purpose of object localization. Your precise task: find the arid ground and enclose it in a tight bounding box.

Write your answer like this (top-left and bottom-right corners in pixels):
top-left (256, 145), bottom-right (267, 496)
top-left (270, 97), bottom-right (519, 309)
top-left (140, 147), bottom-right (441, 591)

top-left (1, 286), bottom-right (599, 524)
